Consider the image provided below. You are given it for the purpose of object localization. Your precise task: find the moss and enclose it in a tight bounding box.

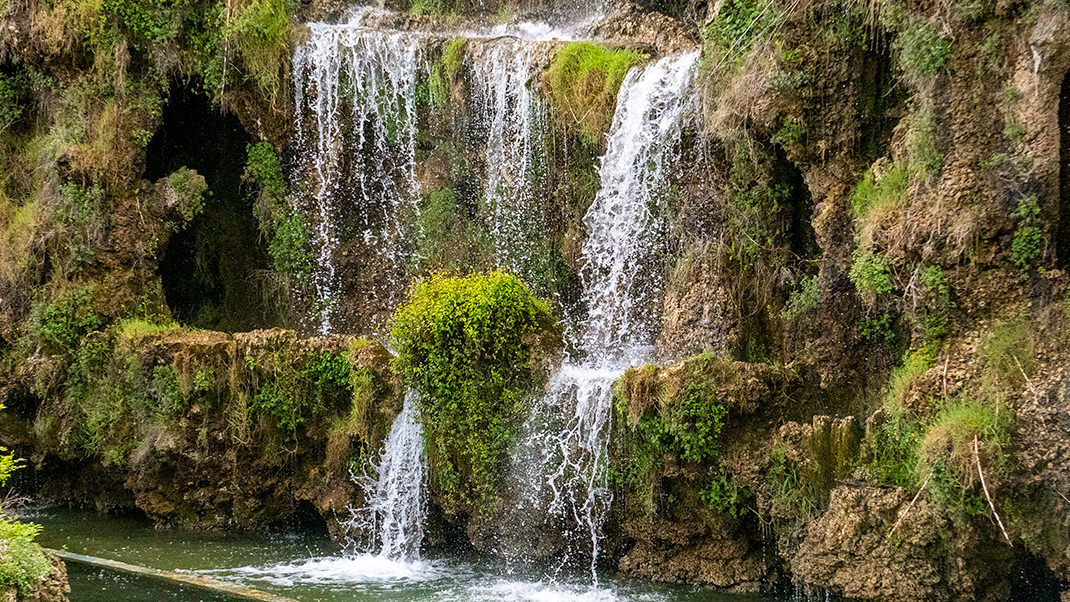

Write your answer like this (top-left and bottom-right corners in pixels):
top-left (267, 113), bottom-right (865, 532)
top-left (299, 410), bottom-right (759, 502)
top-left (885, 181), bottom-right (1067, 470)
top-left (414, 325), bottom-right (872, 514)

top-left (428, 38), bottom-right (466, 111)
top-left (978, 316), bottom-right (1034, 390)
top-left (226, 0), bottom-right (293, 97)
top-left (851, 164), bottom-right (909, 218)
top-left (391, 271), bottom-right (555, 515)
top-left (543, 42), bottom-right (644, 144)
top-left (612, 355), bottom-right (732, 519)
top-left (267, 212), bottom-right (313, 281)
top-left (413, 185), bottom-right (490, 274)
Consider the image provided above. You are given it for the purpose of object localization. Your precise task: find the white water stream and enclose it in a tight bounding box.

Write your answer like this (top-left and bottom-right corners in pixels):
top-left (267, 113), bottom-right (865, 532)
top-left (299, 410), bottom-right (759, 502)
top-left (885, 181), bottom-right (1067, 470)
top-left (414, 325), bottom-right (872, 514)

top-left (293, 11), bottom-right (422, 334)
top-left (521, 51), bottom-right (701, 576)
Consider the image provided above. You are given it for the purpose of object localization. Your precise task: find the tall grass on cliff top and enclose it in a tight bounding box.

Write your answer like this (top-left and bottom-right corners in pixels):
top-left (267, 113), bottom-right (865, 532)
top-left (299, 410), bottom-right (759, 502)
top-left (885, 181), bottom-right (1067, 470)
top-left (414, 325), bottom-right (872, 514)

top-left (391, 271), bottom-right (555, 514)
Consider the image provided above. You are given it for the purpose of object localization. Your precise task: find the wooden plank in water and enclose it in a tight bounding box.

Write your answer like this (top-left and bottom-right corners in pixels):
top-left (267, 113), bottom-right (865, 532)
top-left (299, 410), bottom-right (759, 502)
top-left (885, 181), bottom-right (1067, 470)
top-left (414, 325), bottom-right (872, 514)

top-left (45, 548), bottom-right (303, 602)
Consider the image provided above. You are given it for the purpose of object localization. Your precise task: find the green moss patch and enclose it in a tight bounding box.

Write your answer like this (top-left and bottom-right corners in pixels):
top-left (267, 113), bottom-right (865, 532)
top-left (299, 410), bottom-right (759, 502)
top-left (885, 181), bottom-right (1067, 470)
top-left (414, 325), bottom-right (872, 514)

top-left (543, 42), bottom-right (644, 144)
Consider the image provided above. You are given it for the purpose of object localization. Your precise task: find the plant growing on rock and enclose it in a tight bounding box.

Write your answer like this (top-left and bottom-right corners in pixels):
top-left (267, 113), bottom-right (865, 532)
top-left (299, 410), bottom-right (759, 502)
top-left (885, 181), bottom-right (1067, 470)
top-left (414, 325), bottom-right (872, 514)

top-left (544, 42), bottom-right (644, 144)
top-left (390, 271), bottom-right (557, 516)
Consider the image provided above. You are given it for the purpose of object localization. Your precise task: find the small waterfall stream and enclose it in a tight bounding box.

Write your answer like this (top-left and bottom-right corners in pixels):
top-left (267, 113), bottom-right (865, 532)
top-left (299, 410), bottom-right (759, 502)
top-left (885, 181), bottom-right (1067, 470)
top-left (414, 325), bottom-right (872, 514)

top-left (345, 391), bottom-right (428, 560)
top-left (522, 50), bottom-right (701, 577)
top-left (293, 11), bottom-right (422, 333)
top-left (468, 38), bottom-right (550, 275)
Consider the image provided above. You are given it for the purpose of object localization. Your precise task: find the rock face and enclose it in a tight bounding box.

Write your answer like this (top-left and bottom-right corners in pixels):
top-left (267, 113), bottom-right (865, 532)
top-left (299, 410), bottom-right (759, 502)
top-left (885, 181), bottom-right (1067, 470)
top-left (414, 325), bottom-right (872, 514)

top-left (8, 328), bottom-right (402, 536)
top-left (792, 486), bottom-right (1011, 601)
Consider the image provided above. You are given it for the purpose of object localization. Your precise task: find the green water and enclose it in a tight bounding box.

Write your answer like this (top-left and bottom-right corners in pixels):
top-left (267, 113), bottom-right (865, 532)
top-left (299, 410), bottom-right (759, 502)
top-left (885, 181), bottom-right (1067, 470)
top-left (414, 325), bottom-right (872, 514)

top-left (30, 508), bottom-right (769, 602)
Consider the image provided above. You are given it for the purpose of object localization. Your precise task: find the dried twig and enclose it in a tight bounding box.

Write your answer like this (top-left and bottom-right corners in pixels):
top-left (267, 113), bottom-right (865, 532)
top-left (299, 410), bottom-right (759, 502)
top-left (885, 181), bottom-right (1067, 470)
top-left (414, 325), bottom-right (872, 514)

top-left (1012, 354), bottom-right (1036, 395)
top-left (889, 471), bottom-right (932, 538)
top-left (974, 435), bottom-right (1012, 545)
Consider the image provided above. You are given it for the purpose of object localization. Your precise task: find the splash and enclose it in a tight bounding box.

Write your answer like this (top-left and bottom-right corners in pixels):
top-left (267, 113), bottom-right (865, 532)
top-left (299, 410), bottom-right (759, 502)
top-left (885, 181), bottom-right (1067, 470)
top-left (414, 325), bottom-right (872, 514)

top-left (521, 51), bottom-right (701, 576)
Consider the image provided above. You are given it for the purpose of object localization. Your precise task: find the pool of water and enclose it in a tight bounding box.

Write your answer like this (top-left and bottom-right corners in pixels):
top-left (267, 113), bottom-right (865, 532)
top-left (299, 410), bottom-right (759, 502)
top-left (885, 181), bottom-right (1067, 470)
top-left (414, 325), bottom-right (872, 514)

top-left (30, 508), bottom-right (767, 602)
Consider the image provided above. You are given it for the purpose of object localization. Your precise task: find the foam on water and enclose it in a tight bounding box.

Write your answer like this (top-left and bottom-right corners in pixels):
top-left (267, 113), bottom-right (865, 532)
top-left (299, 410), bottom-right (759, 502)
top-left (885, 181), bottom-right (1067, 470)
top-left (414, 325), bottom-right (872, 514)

top-left (204, 554), bottom-right (445, 587)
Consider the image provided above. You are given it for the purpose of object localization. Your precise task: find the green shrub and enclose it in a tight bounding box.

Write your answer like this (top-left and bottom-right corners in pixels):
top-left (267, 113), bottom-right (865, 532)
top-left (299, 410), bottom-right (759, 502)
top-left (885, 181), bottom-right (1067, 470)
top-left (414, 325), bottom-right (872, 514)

top-left (861, 313), bottom-right (894, 341)
top-left (849, 248), bottom-right (892, 301)
top-left (897, 21), bottom-right (951, 78)
top-left (1010, 196), bottom-right (1041, 273)
top-left (544, 42), bottom-right (643, 143)
top-left (703, 0), bottom-right (777, 64)
top-left (268, 212), bottom-right (312, 281)
top-left (391, 271), bottom-right (554, 514)
top-left (782, 274), bottom-right (820, 319)
top-left (168, 167), bottom-right (207, 225)
top-left (244, 142), bottom-right (287, 231)
top-left (0, 519), bottom-right (51, 596)
top-left (28, 288), bottom-right (103, 356)
top-left (701, 471), bottom-right (751, 518)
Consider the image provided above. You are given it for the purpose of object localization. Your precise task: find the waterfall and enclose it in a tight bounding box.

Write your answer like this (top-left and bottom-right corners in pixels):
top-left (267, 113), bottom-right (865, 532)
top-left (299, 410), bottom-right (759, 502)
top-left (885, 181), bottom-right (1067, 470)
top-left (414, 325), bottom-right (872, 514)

top-left (468, 38), bottom-right (550, 276)
top-left (345, 391), bottom-right (428, 559)
top-left (292, 11), bottom-right (423, 334)
top-left (521, 50), bottom-right (701, 577)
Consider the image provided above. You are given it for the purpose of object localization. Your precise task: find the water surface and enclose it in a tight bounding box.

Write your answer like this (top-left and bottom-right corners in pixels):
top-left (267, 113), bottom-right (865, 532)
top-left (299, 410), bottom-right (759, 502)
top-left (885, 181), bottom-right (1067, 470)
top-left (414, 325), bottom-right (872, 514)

top-left (32, 508), bottom-right (768, 602)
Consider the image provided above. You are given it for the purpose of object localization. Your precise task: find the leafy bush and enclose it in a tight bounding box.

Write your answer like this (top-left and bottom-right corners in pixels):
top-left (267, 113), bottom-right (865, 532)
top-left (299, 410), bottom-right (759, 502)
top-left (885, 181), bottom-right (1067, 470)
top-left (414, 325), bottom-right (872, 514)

top-left (782, 274), bottom-right (820, 319)
top-left (168, 167), bottom-right (207, 225)
top-left (544, 42), bottom-right (643, 143)
top-left (702, 472), bottom-right (751, 518)
top-left (268, 212), bottom-right (312, 281)
top-left (391, 271), bottom-right (554, 513)
top-left (897, 21), bottom-right (951, 78)
top-left (1010, 196), bottom-right (1041, 273)
top-left (28, 288), bottom-right (103, 356)
top-left (0, 518), bottom-right (51, 596)
top-left (849, 248), bottom-right (892, 301)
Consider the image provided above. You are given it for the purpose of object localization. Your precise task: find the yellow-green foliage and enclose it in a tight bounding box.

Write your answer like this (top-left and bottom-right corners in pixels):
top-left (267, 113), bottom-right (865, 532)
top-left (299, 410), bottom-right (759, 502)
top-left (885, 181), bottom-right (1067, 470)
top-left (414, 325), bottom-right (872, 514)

top-left (544, 42), bottom-right (643, 143)
top-left (851, 164), bottom-right (909, 220)
top-left (918, 397), bottom-right (1013, 517)
top-left (391, 271), bottom-right (555, 515)
top-left (0, 519), bottom-right (51, 596)
top-left (429, 38), bottom-right (466, 110)
top-left (226, 0), bottom-right (294, 97)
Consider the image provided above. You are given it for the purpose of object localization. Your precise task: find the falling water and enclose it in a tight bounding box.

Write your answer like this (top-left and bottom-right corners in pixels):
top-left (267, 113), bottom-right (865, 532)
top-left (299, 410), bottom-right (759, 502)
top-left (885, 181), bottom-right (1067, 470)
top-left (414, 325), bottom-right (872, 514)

top-left (293, 11), bottom-right (423, 334)
top-left (522, 50), bottom-right (701, 576)
top-left (467, 38), bottom-right (550, 275)
top-left (344, 391), bottom-right (428, 559)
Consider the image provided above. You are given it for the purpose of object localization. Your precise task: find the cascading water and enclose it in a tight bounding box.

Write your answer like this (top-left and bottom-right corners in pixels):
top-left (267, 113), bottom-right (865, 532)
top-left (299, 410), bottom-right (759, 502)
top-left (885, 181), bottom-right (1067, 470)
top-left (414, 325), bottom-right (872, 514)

top-left (521, 50), bottom-right (701, 577)
top-left (344, 391), bottom-right (428, 560)
top-left (292, 11), bottom-right (422, 334)
top-left (467, 38), bottom-right (550, 276)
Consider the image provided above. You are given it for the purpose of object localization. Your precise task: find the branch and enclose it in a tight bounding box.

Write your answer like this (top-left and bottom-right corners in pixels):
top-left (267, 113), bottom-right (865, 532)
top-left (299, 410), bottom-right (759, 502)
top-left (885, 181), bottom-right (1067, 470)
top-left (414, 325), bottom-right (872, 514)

top-left (889, 471), bottom-right (932, 538)
top-left (975, 435), bottom-right (1012, 545)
